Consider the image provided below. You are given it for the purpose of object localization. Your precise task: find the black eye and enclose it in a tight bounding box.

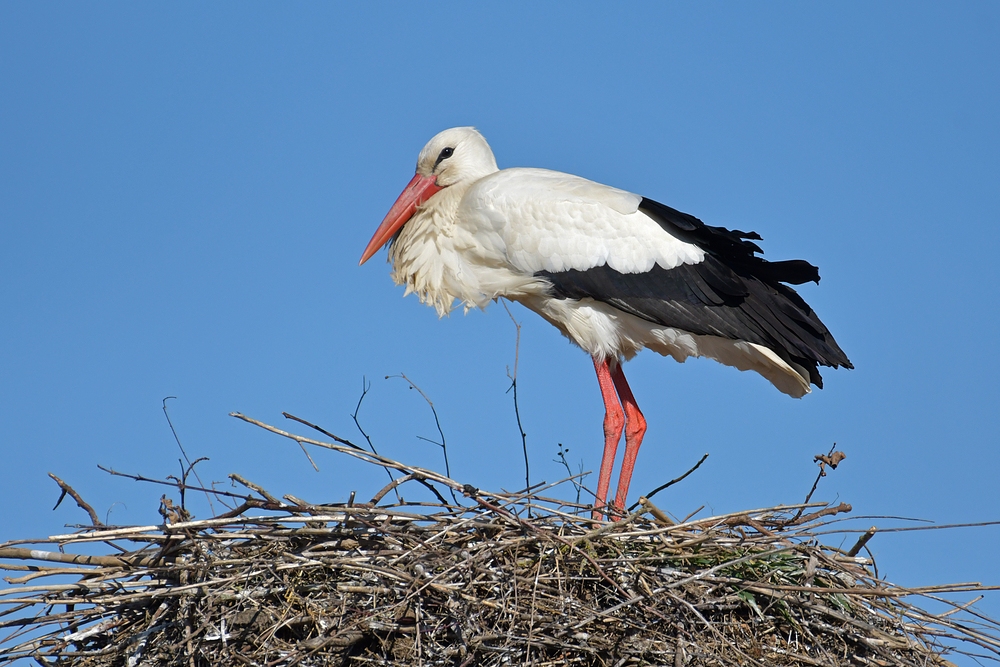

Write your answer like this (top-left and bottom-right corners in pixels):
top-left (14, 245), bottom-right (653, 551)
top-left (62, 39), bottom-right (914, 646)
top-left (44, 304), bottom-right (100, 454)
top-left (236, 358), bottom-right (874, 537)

top-left (435, 146), bottom-right (454, 167)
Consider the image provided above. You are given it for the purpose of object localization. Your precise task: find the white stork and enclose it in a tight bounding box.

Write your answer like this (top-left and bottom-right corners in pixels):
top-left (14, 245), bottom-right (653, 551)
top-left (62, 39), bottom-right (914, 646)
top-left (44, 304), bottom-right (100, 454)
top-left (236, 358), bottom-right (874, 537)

top-left (360, 127), bottom-right (852, 518)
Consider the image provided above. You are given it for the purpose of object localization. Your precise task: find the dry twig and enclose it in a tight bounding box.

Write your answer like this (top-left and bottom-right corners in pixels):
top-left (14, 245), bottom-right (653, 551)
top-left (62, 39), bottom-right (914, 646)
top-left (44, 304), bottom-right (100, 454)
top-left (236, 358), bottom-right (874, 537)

top-left (48, 474), bottom-right (102, 527)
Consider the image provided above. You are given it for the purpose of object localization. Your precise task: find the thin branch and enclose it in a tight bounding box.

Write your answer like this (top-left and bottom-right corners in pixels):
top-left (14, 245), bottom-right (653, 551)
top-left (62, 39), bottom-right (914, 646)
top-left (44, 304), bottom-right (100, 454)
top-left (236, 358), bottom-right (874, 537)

top-left (369, 473), bottom-right (450, 507)
top-left (277, 414), bottom-right (326, 470)
top-left (284, 405), bottom-right (400, 502)
top-left (813, 519), bottom-right (1000, 535)
top-left (230, 412), bottom-right (463, 496)
top-left (628, 453), bottom-right (709, 511)
top-left (553, 444), bottom-right (584, 506)
top-left (351, 377), bottom-right (381, 456)
top-left (166, 456), bottom-right (210, 516)
top-left (162, 397), bottom-right (215, 515)
top-left (282, 412), bottom-right (364, 451)
top-left (386, 374), bottom-right (457, 505)
top-left (502, 301), bottom-right (530, 495)
top-left (229, 474), bottom-right (281, 505)
top-left (353, 378), bottom-right (401, 502)
top-left (97, 465), bottom-right (258, 503)
top-left (847, 526), bottom-right (878, 557)
top-left (792, 443), bottom-right (845, 523)
top-left (48, 474), bottom-right (102, 527)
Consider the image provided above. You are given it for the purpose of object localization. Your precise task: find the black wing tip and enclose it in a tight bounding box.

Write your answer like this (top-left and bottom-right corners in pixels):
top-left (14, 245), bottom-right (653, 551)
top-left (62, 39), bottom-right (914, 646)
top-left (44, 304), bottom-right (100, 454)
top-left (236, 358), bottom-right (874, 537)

top-left (809, 347), bottom-right (855, 377)
top-left (733, 229), bottom-right (763, 242)
top-left (809, 364), bottom-right (823, 389)
top-left (767, 259), bottom-right (821, 285)
top-left (638, 196), bottom-right (825, 287)
top-left (800, 350), bottom-right (855, 390)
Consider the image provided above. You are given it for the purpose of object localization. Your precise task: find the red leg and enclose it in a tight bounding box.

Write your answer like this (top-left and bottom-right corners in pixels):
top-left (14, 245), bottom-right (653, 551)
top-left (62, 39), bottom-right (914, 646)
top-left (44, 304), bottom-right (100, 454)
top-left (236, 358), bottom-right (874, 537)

top-left (611, 363), bottom-right (647, 512)
top-left (592, 356), bottom-right (624, 520)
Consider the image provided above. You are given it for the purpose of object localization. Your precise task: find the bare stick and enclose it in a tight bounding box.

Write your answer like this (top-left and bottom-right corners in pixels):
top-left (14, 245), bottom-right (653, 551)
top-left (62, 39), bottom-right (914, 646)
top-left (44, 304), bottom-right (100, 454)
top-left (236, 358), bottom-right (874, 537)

top-left (639, 496), bottom-right (674, 526)
top-left (351, 377), bottom-right (385, 458)
top-left (296, 440), bottom-right (320, 472)
top-left (370, 473), bottom-right (418, 505)
top-left (628, 453), bottom-right (709, 511)
top-left (351, 375), bottom-right (390, 472)
top-left (553, 444), bottom-right (585, 506)
top-left (502, 301), bottom-right (530, 494)
top-left (229, 475), bottom-right (281, 505)
top-left (813, 519), bottom-right (1000, 536)
top-left (162, 397), bottom-right (215, 515)
top-left (48, 474), bottom-right (102, 527)
top-left (680, 505), bottom-right (705, 523)
top-left (285, 405), bottom-right (398, 501)
top-left (169, 456), bottom-right (209, 516)
top-left (278, 414), bottom-right (328, 470)
top-left (386, 374), bottom-right (457, 505)
top-left (97, 465), bottom-right (257, 503)
top-left (369, 473), bottom-right (451, 507)
top-left (847, 526), bottom-right (877, 557)
top-left (282, 412), bottom-right (365, 451)
top-left (230, 413), bottom-right (463, 495)
top-left (781, 502), bottom-right (853, 528)
top-left (791, 443), bottom-right (845, 523)
top-left (0, 547), bottom-right (149, 568)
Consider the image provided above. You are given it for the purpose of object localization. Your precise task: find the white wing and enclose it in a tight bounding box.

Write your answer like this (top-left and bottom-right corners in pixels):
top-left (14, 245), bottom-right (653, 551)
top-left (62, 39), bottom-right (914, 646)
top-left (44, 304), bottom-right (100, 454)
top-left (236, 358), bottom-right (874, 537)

top-left (460, 168), bottom-right (704, 275)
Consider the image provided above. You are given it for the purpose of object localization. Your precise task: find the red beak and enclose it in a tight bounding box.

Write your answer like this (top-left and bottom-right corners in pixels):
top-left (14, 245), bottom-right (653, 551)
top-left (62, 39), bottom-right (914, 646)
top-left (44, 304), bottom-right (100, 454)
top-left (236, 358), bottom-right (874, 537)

top-left (359, 173), bottom-right (443, 265)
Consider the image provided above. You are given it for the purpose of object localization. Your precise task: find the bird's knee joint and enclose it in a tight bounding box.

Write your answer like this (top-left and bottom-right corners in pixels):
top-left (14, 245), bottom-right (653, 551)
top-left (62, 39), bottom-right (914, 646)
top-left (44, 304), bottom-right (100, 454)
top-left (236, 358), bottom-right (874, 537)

top-left (603, 413), bottom-right (625, 440)
top-left (625, 414), bottom-right (647, 440)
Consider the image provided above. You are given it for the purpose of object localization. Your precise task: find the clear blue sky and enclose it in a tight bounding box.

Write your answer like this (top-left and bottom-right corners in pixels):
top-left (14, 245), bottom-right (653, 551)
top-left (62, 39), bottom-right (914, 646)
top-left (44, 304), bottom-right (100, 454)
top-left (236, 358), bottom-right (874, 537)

top-left (2, 3), bottom-right (998, 657)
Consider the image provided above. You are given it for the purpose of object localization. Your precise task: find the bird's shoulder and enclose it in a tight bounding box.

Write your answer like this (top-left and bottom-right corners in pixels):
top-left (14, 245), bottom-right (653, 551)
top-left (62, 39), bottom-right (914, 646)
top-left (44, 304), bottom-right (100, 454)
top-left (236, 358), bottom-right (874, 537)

top-left (465, 168), bottom-right (642, 217)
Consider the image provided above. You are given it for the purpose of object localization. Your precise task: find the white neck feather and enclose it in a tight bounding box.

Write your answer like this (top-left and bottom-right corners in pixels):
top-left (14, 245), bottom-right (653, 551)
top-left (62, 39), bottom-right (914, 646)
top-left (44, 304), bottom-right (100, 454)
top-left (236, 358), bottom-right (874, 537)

top-left (388, 186), bottom-right (479, 316)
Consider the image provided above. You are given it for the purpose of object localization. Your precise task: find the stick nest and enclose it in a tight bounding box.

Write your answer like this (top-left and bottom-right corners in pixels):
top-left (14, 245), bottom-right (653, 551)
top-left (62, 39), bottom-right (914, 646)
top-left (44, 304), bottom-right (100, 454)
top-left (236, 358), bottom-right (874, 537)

top-left (1, 413), bottom-right (998, 666)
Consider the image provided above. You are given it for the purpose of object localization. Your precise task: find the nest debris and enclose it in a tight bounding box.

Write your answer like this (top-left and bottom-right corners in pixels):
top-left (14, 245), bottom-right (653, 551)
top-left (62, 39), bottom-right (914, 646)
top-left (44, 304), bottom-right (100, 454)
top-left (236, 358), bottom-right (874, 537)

top-left (1, 412), bottom-right (998, 666)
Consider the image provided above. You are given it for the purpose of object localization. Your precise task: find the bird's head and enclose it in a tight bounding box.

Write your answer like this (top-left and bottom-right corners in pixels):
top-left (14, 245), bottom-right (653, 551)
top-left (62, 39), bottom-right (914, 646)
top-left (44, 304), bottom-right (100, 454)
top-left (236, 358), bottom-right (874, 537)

top-left (415, 126), bottom-right (498, 187)
top-left (359, 127), bottom-right (498, 265)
